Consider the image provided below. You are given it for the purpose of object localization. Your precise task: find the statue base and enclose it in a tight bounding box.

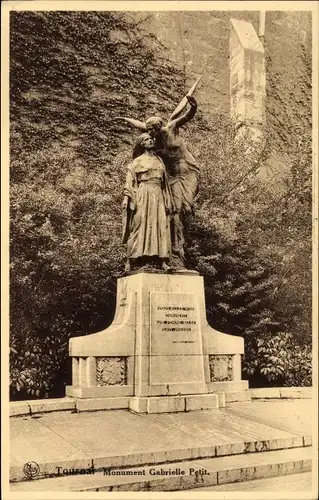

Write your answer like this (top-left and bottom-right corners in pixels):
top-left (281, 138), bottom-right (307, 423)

top-left (66, 272), bottom-right (249, 413)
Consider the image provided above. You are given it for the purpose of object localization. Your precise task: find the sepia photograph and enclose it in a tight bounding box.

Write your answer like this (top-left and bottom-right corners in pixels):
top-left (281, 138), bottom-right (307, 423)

top-left (1, 1), bottom-right (318, 498)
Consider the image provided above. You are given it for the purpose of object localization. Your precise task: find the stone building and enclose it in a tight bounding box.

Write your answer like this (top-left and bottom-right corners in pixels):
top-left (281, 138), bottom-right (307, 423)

top-left (132, 10), bottom-right (312, 177)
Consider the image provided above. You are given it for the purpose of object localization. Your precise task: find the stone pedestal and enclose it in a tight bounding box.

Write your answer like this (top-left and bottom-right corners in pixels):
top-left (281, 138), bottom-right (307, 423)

top-left (66, 272), bottom-right (249, 413)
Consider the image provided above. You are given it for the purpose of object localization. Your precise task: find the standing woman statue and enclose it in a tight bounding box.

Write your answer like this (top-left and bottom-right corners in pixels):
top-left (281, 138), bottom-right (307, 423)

top-left (122, 133), bottom-right (175, 272)
top-left (116, 77), bottom-right (201, 269)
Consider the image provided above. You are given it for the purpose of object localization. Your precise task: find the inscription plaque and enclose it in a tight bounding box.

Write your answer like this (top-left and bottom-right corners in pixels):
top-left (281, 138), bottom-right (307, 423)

top-left (150, 292), bottom-right (203, 356)
top-left (149, 292), bottom-right (206, 384)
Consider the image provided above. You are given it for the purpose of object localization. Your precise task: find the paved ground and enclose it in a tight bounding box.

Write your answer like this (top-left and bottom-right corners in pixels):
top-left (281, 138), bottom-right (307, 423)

top-left (188, 471), bottom-right (313, 491)
top-left (10, 400), bottom-right (311, 475)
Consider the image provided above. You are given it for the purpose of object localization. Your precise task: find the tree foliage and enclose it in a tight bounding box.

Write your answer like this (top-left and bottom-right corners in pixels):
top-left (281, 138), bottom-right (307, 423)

top-left (9, 12), bottom-right (312, 399)
top-left (183, 117), bottom-right (312, 387)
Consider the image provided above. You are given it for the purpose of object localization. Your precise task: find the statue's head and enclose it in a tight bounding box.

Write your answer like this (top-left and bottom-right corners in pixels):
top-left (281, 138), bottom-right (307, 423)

top-left (145, 116), bottom-right (164, 135)
top-left (133, 133), bottom-right (155, 159)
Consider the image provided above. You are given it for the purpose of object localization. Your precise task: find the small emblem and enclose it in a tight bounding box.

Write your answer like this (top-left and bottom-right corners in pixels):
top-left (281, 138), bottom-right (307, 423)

top-left (23, 461), bottom-right (40, 479)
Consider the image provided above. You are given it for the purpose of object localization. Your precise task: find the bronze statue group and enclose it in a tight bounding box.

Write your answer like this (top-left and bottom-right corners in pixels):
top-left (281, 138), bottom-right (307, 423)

top-left (118, 82), bottom-right (201, 273)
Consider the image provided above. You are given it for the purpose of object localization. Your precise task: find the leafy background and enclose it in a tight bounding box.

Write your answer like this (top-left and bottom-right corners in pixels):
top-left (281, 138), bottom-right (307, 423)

top-left (9, 11), bottom-right (312, 399)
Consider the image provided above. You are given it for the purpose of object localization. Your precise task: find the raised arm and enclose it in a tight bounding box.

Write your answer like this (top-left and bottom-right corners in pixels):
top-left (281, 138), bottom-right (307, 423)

top-left (114, 117), bottom-right (147, 131)
top-left (167, 96), bottom-right (197, 130)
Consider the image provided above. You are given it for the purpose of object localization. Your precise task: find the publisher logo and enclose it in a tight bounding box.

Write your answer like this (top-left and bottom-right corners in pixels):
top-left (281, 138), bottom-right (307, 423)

top-left (23, 461), bottom-right (40, 479)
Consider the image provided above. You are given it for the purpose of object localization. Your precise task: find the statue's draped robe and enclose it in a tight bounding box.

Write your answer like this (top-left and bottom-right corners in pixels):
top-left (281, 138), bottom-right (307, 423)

top-left (154, 129), bottom-right (200, 258)
top-left (154, 128), bottom-right (200, 212)
top-left (122, 154), bottom-right (174, 259)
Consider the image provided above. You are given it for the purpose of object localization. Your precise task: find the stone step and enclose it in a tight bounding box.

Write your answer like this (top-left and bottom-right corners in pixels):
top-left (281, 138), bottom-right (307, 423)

top-left (187, 471), bottom-right (313, 491)
top-left (10, 390), bottom-right (250, 416)
top-left (224, 390), bottom-right (251, 403)
top-left (10, 446), bottom-right (312, 492)
top-left (10, 402), bottom-right (312, 482)
top-left (10, 433), bottom-right (310, 482)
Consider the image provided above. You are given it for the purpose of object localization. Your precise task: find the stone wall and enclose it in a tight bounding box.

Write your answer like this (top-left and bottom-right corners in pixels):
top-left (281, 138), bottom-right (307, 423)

top-left (132, 11), bottom-right (260, 117)
top-left (130, 10), bottom-right (312, 157)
